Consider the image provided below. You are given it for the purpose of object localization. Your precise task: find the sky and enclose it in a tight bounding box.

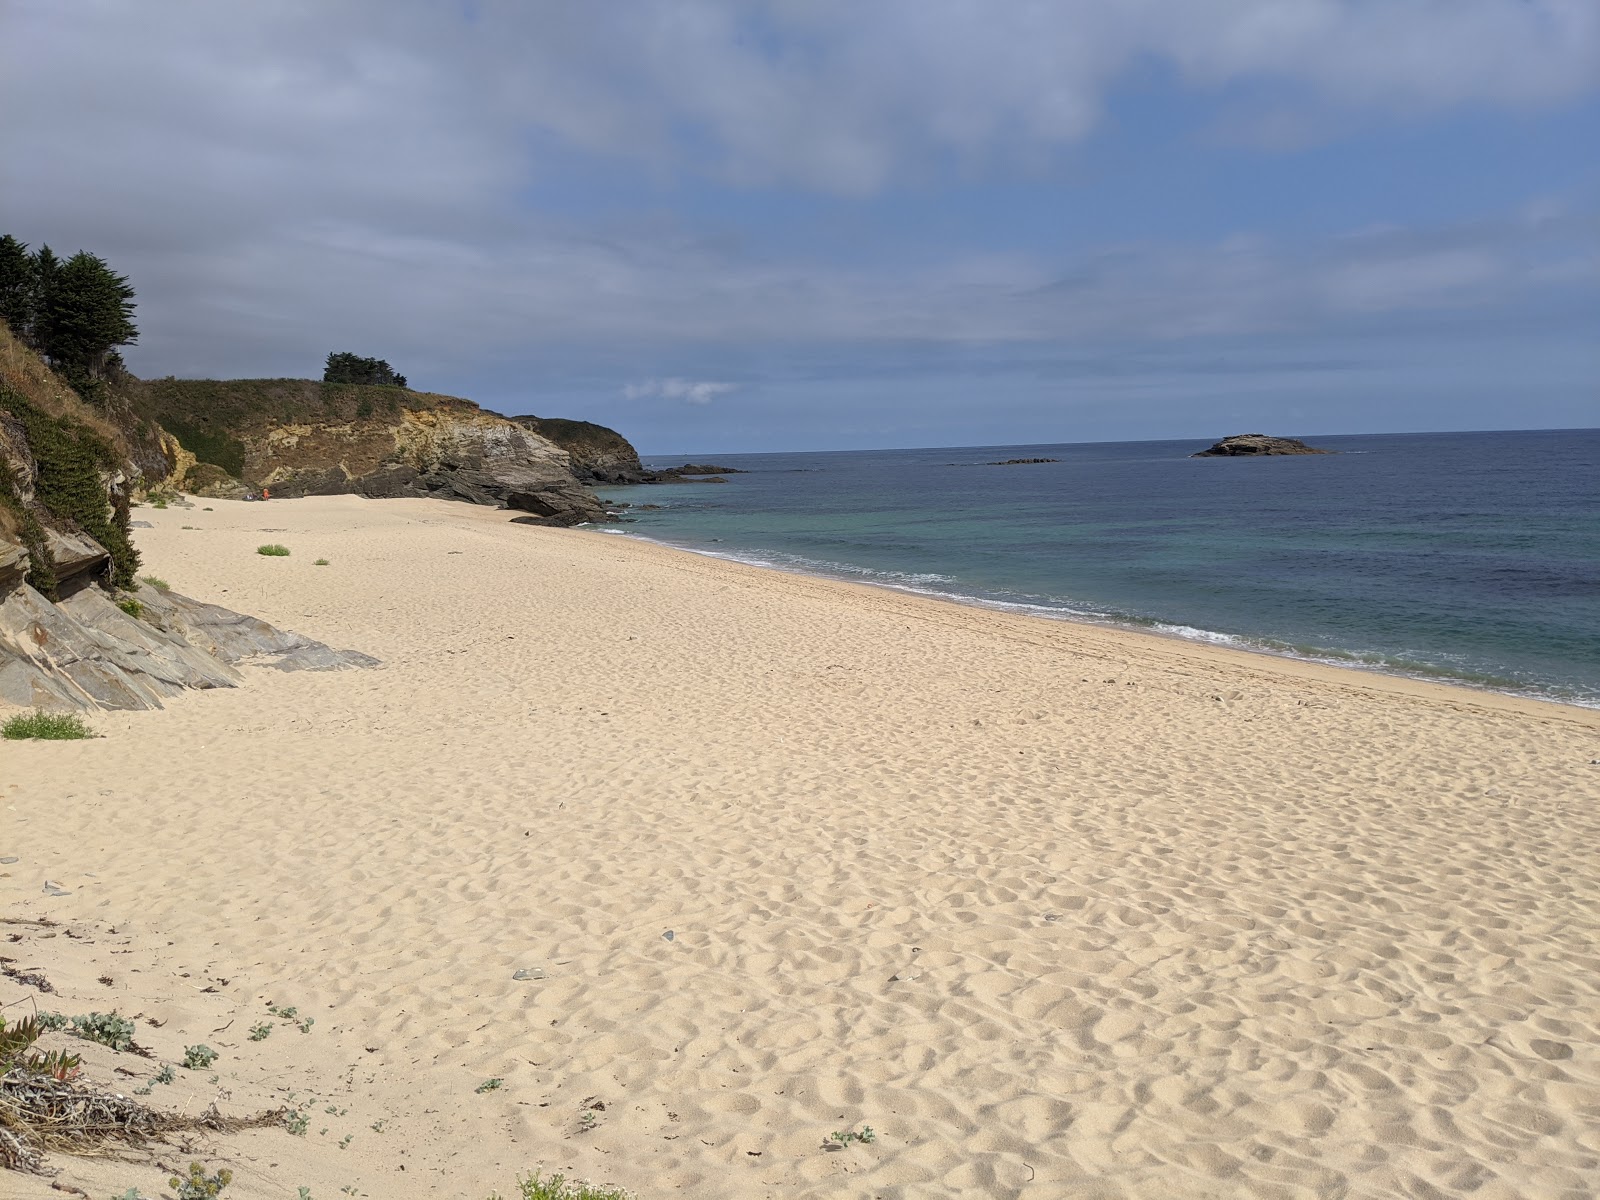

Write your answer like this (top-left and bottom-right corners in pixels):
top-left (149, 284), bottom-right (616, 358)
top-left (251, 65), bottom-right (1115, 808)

top-left (2, 1), bottom-right (1597, 453)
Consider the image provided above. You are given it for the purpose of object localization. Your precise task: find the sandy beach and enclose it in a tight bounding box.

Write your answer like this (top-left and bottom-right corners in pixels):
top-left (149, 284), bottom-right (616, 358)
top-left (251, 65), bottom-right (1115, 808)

top-left (4, 493), bottom-right (1598, 1200)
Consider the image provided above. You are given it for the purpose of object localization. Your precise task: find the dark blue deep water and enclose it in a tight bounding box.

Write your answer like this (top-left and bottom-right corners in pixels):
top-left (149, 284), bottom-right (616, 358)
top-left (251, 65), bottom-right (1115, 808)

top-left (597, 430), bottom-right (1600, 707)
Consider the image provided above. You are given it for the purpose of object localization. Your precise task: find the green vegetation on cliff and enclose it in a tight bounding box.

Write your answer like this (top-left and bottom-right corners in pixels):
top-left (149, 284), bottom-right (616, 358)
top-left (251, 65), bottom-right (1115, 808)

top-left (323, 350), bottom-right (406, 388)
top-left (126, 377), bottom-right (478, 479)
top-left (0, 382), bottom-right (140, 593)
top-left (0, 233), bottom-right (138, 399)
top-left (0, 320), bottom-right (141, 595)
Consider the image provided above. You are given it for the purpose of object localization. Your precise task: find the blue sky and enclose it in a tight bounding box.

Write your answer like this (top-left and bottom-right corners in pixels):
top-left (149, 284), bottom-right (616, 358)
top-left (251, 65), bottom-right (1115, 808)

top-left (3, 1), bottom-right (1596, 452)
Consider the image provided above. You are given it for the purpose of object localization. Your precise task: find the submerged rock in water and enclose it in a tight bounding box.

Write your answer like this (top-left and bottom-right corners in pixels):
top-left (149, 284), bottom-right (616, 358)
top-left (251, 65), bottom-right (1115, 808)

top-left (1191, 434), bottom-right (1332, 457)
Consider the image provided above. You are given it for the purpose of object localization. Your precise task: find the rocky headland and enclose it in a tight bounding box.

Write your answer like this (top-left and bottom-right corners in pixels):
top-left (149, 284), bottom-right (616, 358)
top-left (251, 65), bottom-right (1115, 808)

top-left (132, 378), bottom-right (608, 525)
top-left (509, 418), bottom-right (748, 487)
top-left (1191, 433), bottom-right (1332, 457)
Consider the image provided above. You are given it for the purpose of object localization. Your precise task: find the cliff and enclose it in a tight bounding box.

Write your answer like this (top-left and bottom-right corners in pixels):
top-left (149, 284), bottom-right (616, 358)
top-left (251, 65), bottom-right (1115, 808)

top-left (1191, 433), bottom-right (1332, 457)
top-left (1, 327), bottom-right (375, 712)
top-left (126, 378), bottom-right (607, 525)
top-left (512, 415), bottom-right (645, 484)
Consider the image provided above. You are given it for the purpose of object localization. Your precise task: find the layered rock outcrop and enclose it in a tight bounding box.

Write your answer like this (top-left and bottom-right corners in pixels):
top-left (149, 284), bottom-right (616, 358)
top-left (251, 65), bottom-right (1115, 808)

top-left (511, 416), bottom-right (645, 484)
top-left (0, 579), bottom-right (376, 711)
top-left (1191, 434), bottom-right (1331, 457)
top-left (250, 407), bottom-right (605, 524)
top-left (128, 379), bottom-right (608, 525)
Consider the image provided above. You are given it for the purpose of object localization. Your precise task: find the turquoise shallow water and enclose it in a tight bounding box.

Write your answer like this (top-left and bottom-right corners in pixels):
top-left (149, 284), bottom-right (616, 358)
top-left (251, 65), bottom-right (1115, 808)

top-left (597, 429), bottom-right (1600, 707)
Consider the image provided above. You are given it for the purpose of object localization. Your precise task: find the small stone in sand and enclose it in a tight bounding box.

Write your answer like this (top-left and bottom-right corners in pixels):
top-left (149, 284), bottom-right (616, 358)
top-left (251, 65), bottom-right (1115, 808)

top-left (42, 879), bottom-right (70, 896)
top-left (512, 967), bottom-right (548, 981)
top-left (662, 930), bottom-right (674, 941)
top-left (0, 856), bottom-right (18, 864)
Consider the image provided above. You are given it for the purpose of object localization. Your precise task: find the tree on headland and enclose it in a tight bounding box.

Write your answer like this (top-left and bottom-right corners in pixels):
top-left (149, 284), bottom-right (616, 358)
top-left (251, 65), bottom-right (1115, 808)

top-left (323, 351), bottom-right (406, 389)
top-left (0, 234), bottom-right (34, 333)
top-left (0, 234), bottom-right (137, 398)
top-left (41, 251), bottom-right (138, 392)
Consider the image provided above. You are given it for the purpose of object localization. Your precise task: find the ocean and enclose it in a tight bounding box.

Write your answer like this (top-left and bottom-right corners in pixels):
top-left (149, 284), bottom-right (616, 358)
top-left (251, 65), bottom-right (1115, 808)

top-left (596, 429), bottom-right (1600, 708)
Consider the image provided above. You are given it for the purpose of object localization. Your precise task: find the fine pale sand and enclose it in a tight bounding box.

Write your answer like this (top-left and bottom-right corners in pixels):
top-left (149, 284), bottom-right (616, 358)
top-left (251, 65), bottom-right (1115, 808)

top-left (4, 495), bottom-right (1599, 1200)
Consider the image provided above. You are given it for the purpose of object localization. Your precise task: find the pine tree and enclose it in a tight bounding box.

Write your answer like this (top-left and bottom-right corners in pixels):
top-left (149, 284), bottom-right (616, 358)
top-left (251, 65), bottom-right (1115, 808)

top-left (40, 251), bottom-right (137, 392)
top-left (0, 234), bottom-right (33, 335)
top-left (29, 245), bottom-right (61, 354)
top-left (323, 351), bottom-right (406, 387)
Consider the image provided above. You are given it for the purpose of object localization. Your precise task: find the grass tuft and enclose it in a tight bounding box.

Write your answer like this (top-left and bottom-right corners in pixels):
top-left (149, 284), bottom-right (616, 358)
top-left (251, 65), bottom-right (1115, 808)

top-left (140, 574), bottom-right (170, 590)
top-left (256, 544), bottom-right (290, 557)
top-left (116, 596), bottom-right (144, 619)
top-left (314, 558), bottom-right (330, 566)
top-left (2, 711), bottom-right (94, 740)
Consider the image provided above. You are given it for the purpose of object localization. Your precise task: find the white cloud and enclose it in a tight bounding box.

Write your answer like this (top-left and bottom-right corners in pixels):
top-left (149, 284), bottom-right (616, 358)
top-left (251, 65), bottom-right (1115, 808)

top-left (5, 2), bottom-right (1596, 198)
top-left (624, 378), bottom-right (737, 405)
top-left (0, 1), bottom-right (1594, 389)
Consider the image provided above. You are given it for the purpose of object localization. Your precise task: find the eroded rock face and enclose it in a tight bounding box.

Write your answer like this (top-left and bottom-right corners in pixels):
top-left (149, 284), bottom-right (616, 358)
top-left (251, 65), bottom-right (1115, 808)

top-left (1191, 434), bottom-right (1332, 457)
top-left (511, 416), bottom-right (646, 484)
top-left (246, 409), bottom-right (607, 525)
top-left (0, 579), bottom-right (377, 711)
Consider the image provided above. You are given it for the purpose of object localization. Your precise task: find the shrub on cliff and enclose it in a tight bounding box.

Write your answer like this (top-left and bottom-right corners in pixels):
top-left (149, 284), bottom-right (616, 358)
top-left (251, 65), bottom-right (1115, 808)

top-left (0, 383), bottom-right (140, 592)
top-left (324, 351), bottom-right (406, 389)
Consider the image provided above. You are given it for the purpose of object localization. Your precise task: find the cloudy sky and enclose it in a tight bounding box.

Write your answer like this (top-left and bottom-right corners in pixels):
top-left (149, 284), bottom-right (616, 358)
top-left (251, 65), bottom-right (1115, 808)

top-left (3, 1), bottom-right (1596, 452)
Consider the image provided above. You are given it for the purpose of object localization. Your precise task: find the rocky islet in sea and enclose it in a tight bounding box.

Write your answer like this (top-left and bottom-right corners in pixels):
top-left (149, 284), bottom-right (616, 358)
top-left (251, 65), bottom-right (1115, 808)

top-left (1191, 433), bottom-right (1332, 457)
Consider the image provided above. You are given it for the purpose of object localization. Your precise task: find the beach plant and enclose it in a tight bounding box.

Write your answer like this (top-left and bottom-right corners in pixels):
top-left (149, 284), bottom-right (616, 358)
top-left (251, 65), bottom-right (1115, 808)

top-left (826, 1126), bottom-right (876, 1149)
top-left (284, 1108), bottom-right (310, 1136)
top-left (140, 574), bottom-right (169, 590)
top-left (298, 1016), bottom-right (315, 1034)
top-left (115, 595), bottom-right (144, 619)
top-left (150, 497), bottom-right (167, 510)
top-left (248, 1022), bottom-right (272, 1042)
top-left (112, 1189), bottom-right (147, 1200)
top-left (0, 1014), bottom-right (82, 1080)
top-left (169, 1162), bottom-right (232, 1199)
top-left (36, 1011), bottom-right (70, 1031)
top-left (298, 1189), bottom-right (313, 1200)
top-left (69, 1011), bottom-right (137, 1051)
top-left (153, 1062), bottom-right (175, 1084)
top-left (3, 710), bottom-right (93, 740)
top-left (338, 1133), bottom-right (353, 1150)
top-left (267, 1004), bottom-right (297, 1019)
top-left (256, 543), bottom-right (290, 556)
top-left (182, 1043), bottom-right (217, 1070)
top-left (314, 558), bottom-right (330, 565)
top-left (492, 1172), bottom-right (636, 1200)
top-left (476, 1077), bottom-right (504, 1094)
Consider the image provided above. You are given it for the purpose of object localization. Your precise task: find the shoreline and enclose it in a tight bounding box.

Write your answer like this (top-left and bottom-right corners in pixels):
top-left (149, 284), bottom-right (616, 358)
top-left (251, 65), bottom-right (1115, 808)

top-left (594, 524), bottom-right (1600, 725)
top-left (5, 493), bottom-right (1598, 1199)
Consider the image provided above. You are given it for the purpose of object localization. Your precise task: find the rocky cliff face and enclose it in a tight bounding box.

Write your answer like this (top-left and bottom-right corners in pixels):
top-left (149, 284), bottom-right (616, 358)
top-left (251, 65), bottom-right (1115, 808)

top-left (511, 415), bottom-right (645, 484)
top-left (1, 329), bottom-right (376, 713)
top-left (126, 378), bottom-right (608, 525)
top-left (246, 407), bottom-right (605, 524)
top-left (1191, 434), bottom-right (1332, 457)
